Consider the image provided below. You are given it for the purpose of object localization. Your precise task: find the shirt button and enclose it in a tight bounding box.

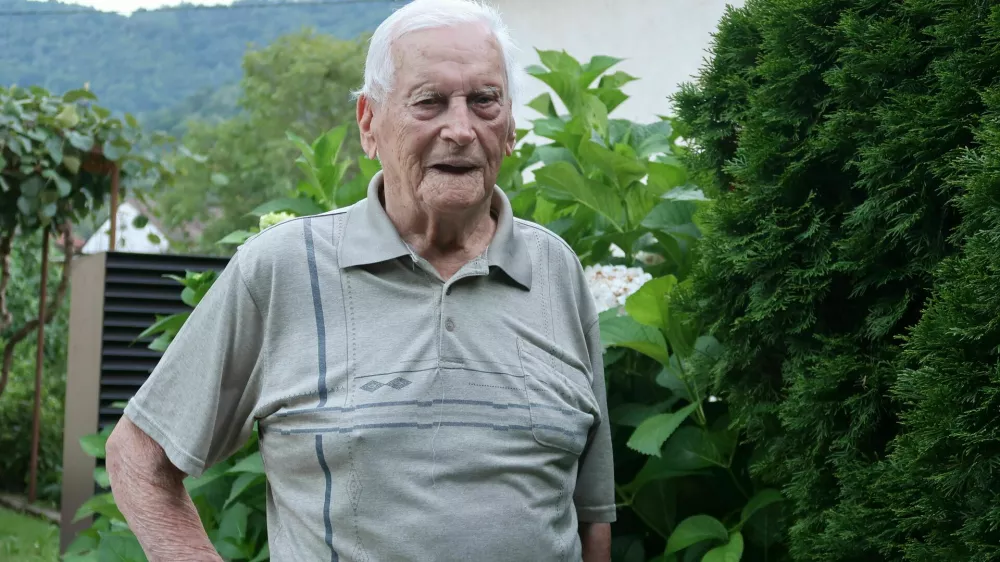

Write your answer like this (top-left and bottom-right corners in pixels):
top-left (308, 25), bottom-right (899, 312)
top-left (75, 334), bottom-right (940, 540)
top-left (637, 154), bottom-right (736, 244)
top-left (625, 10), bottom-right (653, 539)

top-left (445, 318), bottom-right (456, 332)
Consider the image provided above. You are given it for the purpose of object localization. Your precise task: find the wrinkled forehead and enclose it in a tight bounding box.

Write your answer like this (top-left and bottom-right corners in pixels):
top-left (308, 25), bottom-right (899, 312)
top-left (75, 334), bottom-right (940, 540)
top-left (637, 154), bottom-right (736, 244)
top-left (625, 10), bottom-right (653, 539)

top-left (389, 23), bottom-right (508, 97)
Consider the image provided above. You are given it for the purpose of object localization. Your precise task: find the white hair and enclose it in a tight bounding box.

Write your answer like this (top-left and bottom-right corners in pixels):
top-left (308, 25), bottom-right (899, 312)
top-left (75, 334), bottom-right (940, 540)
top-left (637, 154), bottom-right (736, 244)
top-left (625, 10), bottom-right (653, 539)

top-left (355, 0), bottom-right (523, 107)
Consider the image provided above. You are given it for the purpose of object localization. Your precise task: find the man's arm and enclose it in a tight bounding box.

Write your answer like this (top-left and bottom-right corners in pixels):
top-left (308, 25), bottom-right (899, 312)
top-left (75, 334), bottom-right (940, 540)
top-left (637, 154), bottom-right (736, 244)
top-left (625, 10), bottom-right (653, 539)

top-left (580, 522), bottom-right (611, 562)
top-left (106, 416), bottom-right (222, 562)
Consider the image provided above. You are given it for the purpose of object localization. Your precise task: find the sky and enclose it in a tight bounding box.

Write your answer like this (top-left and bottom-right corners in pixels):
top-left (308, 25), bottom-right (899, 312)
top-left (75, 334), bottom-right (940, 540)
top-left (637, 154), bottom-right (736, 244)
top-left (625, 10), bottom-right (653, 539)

top-left (30, 0), bottom-right (236, 16)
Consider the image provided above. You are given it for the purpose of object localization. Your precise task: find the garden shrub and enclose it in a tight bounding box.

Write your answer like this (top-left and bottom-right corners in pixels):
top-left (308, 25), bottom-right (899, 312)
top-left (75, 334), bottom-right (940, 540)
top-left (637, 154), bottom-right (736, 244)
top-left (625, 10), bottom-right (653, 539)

top-left (674, 0), bottom-right (1000, 560)
top-left (0, 237), bottom-right (69, 505)
top-left (876, 89), bottom-right (1000, 562)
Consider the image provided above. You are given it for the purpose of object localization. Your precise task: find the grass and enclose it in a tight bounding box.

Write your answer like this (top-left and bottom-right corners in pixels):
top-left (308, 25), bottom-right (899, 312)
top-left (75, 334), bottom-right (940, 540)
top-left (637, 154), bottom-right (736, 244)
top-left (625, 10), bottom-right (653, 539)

top-left (0, 506), bottom-right (59, 562)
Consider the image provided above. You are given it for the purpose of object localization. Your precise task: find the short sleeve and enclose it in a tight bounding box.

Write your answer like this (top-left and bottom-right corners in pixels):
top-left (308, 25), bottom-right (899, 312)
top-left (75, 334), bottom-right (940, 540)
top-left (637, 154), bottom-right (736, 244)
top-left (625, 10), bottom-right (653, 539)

top-left (123, 250), bottom-right (265, 477)
top-left (574, 317), bottom-right (617, 523)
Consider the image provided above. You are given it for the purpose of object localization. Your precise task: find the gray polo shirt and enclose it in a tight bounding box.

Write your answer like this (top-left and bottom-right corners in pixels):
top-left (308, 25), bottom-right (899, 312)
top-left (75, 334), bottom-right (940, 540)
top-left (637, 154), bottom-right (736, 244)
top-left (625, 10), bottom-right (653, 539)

top-left (124, 172), bottom-right (616, 562)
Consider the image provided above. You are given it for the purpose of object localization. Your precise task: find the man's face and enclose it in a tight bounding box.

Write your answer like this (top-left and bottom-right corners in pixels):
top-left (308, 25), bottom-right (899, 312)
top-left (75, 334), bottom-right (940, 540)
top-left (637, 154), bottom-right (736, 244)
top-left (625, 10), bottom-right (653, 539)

top-left (359, 23), bottom-right (516, 215)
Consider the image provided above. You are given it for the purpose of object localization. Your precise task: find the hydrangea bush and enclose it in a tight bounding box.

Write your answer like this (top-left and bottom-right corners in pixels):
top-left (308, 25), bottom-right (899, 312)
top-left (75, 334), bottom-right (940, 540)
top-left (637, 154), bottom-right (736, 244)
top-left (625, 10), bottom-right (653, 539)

top-left (584, 264), bottom-right (652, 314)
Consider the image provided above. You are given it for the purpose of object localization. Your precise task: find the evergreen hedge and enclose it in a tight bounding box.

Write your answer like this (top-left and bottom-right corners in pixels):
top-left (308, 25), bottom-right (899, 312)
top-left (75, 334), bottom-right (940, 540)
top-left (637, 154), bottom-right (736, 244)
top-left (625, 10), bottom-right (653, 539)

top-left (674, 0), bottom-right (1000, 560)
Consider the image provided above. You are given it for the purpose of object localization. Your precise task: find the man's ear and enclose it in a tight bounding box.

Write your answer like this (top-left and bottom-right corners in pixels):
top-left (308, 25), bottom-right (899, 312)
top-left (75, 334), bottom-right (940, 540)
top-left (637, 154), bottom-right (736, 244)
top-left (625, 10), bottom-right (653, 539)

top-left (505, 113), bottom-right (517, 156)
top-left (357, 94), bottom-right (378, 159)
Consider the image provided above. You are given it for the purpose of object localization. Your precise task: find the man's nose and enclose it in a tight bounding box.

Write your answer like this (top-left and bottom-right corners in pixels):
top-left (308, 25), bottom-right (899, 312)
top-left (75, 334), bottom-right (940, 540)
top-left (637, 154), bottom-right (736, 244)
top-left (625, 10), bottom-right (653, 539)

top-left (440, 99), bottom-right (476, 146)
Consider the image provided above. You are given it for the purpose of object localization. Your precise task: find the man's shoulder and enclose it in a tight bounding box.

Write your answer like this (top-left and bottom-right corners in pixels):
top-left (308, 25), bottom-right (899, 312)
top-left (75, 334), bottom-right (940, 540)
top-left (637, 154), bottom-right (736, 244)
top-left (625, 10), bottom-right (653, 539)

top-left (512, 217), bottom-right (581, 265)
top-left (234, 206), bottom-right (354, 273)
top-left (242, 207), bottom-right (351, 251)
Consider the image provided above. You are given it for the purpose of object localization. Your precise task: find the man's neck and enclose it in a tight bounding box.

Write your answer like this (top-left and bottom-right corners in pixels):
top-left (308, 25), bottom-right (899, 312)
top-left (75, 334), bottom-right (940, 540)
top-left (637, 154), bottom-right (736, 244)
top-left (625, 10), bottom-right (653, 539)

top-left (383, 188), bottom-right (497, 280)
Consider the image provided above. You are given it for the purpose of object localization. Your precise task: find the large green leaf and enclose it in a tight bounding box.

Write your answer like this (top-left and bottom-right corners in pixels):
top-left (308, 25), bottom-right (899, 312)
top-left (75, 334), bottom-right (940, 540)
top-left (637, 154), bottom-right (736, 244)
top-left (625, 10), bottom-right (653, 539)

top-left (217, 230), bottom-right (255, 246)
top-left (610, 400), bottom-right (678, 428)
top-left (93, 467), bottom-right (111, 488)
top-left (641, 200), bottom-right (700, 238)
top-left (599, 70), bottom-right (639, 90)
top-left (594, 87), bottom-right (629, 113)
top-left (66, 130), bottom-right (95, 152)
top-left (226, 472), bottom-right (265, 509)
top-left (250, 197), bottom-right (326, 217)
top-left (527, 93), bottom-right (558, 118)
top-left (631, 479), bottom-right (677, 540)
top-left (661, 285), bottom-right (698, 358)
top-left (536, 48), bottom-right (582, 76)
top-left (665, 515), bottom-right (729, 555)
top-left (214, 502), bottom-right (251, 559)
top-left (660, 426), bottom-right (729, 471)
top-left (249, 543), bottom-right (271, 562)
top-left (533, 70), bottom-right (581, 114)
top-left (579, 93), bottom-right (609, 140)
top-left (580, 55), bottom-right (623, 87)
top-left (701, 532), bottom-right (744, 562)
top-left (63, 154), bottom-right (81, 175)
top-left (611, 534), bottom-right (646, 562)
top-left (693, 335), bottom-right (725, 362)
top-left (625, 454), bottom-right (701, 493)
top-left (96, 531), bottom-right (147, 562)
top-left (313, 125), bottom-right (347, 167)
top-left (79, 428), bottom-right (112, 459)
top-left (599, 312), bottom-right (669, 366)
top-left (136, 312), bottom-right (189, 341)
top-left (577, 139), bottom-right (647, 189)
top-left (63, 88), bottom-right (98, 103)
top-left (630, 120), bottom-right (674, 159)
top-left (534, 161), bottom-right (623, 229)
top-left (656, 357), bottom-right (693, 401)
top-left (74, 493), bottom-right (124, 523)
top-left (627, 402), bottom-right (700, 456)
top-left (185, 461), bottom-right (233, 494)
top-left (739, 489), bottom-right (783, 526)
top-left (648, 159), bottom-right (689, 195)
top-left (228, 452), bottom-right (265, 474)
top-left (625, 275), bottom-right (677, 330)
top-left (285, 131), bottom-right (313, 160)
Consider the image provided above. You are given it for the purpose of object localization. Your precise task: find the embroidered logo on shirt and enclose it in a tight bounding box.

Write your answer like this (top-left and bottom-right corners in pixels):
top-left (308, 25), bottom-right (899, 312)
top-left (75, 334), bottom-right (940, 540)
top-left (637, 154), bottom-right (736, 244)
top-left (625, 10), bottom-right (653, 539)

top-left (360, 377), bottom-right (412, 392)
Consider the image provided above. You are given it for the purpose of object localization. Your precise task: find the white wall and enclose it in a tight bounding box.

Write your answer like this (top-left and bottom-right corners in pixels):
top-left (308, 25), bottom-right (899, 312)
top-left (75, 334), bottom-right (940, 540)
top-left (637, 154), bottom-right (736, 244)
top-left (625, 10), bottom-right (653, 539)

top-left (82, 202), bottom-right (170, 255)
top-left (492, 0), bottom-right (745, 126)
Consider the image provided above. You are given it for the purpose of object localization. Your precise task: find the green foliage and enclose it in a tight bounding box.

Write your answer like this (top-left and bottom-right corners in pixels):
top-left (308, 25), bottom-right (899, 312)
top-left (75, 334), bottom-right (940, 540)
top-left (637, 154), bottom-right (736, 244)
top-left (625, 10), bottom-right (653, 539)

top-left (137, 270), bottom-right (218, 353)
top-left (66, 427), bottom-right (267, 562)
top-left (0, 0), bottom-right (393, 124)
top-left (674, 0), bottom-right (1000, 560)
top-left (504, 49), bottom-right (699, 274)
top-left (1, 84), bottom-right (171, 234)
top-left (151, 30), bottom-right (371, 252)
top-left (0, 237), bottom-right (69, 504)
top-left (498, 50), bottom-right (781, 562)
top-left (0, 507), bottom-right (60, 562)
top-left (873, 90), bottom-right (1000, 561)
top-left (217, 124), bottom-right (380, 247)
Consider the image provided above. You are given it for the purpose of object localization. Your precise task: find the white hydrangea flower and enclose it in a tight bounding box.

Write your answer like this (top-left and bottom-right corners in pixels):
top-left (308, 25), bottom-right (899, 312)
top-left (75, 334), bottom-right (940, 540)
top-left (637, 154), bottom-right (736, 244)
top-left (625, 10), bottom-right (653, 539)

top-left (584, 264), bottom-right (653, 314)
top-left (259, 211), bottom-right (296, 231)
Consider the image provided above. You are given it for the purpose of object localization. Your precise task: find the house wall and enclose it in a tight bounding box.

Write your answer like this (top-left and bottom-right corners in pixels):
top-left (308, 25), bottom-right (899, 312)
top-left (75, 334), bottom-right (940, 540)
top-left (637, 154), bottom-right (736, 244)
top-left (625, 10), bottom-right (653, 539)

top-left (491, 0), bottom-right (746, 126)
top-left (81, 202), bottom-right (171, 255)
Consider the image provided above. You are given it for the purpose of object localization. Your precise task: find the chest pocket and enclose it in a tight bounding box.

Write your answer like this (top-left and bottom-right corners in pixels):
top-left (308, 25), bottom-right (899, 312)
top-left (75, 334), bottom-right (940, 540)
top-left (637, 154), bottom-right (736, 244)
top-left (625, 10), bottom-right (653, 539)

top-left (517, 339), bottom-right (599, 456)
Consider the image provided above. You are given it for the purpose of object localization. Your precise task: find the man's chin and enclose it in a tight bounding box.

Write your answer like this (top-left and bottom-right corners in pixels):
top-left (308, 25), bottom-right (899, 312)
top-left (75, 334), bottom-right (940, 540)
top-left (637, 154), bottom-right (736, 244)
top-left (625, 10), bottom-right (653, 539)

top-left (419, 172), bottom-right (493, 213)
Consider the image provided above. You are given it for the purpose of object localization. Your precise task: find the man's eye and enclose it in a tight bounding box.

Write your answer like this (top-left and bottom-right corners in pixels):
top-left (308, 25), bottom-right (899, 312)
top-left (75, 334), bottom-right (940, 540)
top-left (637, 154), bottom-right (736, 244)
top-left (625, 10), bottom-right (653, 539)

top-left (473, 96), bottom-right (497, 106)
top-left (416, 98), bottom-right (439, 106)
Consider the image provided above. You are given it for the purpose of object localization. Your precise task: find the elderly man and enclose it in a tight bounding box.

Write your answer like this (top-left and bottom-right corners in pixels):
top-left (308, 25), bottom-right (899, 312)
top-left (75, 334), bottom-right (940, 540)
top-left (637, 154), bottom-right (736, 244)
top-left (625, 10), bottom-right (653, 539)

top-left (105, 0), bottom-right (615, 560)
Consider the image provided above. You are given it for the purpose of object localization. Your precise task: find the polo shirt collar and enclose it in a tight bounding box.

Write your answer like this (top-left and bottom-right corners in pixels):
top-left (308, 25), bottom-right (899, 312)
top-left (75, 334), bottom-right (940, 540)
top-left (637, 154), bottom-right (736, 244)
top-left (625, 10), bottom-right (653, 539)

top-left (338, 171), bottom-right (533, 290)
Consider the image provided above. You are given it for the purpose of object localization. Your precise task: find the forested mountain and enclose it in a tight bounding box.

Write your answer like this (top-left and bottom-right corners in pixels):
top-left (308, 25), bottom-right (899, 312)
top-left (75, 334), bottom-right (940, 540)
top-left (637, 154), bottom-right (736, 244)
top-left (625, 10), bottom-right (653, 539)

top-left (0, 0), bottom-right (396, 128)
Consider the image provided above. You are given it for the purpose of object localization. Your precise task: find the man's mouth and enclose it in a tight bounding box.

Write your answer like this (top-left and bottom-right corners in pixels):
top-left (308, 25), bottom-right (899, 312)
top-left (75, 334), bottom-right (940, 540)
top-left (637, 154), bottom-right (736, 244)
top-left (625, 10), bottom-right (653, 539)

top-left (431, 164), bottom-right (477, 175)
